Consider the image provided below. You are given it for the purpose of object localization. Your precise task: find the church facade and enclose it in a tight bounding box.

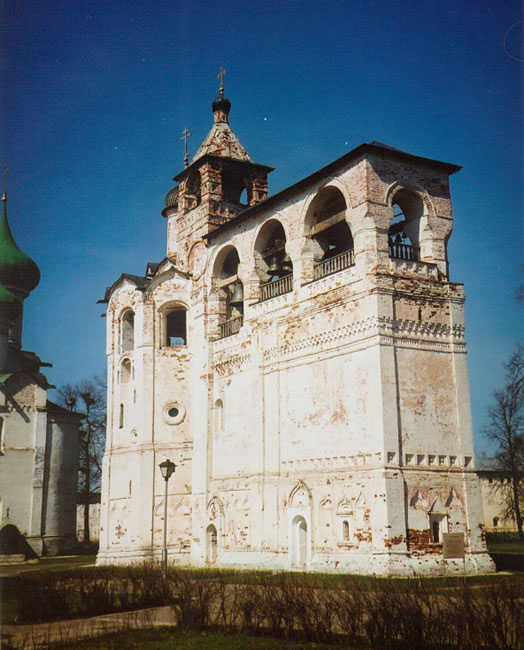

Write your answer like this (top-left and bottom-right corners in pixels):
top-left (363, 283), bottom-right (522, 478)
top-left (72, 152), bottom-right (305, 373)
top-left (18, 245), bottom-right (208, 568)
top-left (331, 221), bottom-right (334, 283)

top-left (97, 83), bottom-right (493, 575)
top-left (0, 189), bottom-right (81, 557)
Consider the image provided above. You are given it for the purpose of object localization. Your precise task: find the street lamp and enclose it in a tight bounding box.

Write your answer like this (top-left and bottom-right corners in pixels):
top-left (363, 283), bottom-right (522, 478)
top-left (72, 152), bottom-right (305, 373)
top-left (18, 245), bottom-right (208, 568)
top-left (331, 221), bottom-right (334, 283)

top-left (159, 458), bottom-right (176, 575)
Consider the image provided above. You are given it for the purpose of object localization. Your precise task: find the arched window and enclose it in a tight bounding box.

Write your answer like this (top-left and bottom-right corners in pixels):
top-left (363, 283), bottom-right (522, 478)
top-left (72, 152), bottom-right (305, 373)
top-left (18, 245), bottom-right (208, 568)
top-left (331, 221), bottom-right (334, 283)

top-left (214, 246), bottom-right (243, 339)
top-left (120, 358), bottom-right (132, 383)
top-left (254, 220), bottom-right (293, 301)
top-left (122, 311), bottom-right (135, 352)
top-left (493, 516), bottom-right (499, 528)
top-left (119, 404), bottom-right (124, 429)
top-left (342, 519), bottom-right (350, 542)
top-left (388, 189), bottom-right (423, 261)
top-left (214, 399), bottom-right (224, 431)
top-left (305, 187), bottom-right (354, 279)
top-left (165, 308), bottom-right (187, 346)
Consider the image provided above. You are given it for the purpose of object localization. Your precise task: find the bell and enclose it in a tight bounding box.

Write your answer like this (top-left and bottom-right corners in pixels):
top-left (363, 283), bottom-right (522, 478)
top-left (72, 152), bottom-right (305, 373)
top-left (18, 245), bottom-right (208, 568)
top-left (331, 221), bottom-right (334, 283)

top-left (229, 282), bottom-right (244, 307)
top-left (266, 256), bottom-right (280, 276)
top-left (281, 254), bottom-right (293, 274)
top-left (394, 233), bottom-right (403, 244)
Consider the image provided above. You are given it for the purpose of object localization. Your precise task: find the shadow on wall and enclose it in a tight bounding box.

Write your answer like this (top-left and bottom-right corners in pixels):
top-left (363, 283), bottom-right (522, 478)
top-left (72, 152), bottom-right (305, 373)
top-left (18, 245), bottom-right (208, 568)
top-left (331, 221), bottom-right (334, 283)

top-left (0, 523), bottom-right (38, 559)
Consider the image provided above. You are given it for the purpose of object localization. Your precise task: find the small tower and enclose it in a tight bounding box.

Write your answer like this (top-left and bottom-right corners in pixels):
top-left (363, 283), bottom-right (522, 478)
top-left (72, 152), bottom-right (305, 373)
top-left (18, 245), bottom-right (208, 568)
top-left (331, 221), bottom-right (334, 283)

top-left (163, 73), bottom-right (273, 264)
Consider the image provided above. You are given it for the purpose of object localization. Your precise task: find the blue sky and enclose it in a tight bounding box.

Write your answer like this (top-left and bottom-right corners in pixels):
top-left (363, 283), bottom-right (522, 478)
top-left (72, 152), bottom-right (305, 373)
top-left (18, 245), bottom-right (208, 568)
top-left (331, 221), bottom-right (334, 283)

top-left (3, 0), bottom-right (523, 453)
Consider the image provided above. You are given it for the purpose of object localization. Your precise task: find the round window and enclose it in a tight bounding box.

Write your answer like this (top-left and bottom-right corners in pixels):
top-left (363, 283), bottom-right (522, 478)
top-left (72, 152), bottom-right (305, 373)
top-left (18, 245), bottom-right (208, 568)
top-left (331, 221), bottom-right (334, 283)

top-left (162, 401), bottom-right (185, 425)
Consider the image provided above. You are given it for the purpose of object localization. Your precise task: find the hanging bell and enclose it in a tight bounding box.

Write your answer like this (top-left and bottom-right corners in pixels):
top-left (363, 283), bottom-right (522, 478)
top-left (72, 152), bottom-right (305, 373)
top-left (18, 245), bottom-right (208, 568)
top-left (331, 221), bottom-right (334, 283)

top-left (229, 282), bottom-right (244, 307)
top-left (281, 254), bottom-right (293, 274)
top-left (394, 233), bottom-right (403, 244)
top-left (266, 256), bottom-right (280, 276)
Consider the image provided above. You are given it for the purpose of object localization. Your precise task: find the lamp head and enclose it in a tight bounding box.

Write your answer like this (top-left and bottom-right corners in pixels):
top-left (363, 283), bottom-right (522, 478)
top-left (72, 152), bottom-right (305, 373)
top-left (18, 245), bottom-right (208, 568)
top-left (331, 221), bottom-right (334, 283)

top-left (159, 458), bottom-right (176, 480)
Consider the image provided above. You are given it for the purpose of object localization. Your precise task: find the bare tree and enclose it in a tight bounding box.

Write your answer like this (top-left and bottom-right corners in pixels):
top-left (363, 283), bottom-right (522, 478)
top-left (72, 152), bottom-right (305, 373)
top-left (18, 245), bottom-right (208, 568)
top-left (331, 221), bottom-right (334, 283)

top-left (58, 376), bottom-right (106, 544)
top-left (484, 347), bottom-right (524, 540)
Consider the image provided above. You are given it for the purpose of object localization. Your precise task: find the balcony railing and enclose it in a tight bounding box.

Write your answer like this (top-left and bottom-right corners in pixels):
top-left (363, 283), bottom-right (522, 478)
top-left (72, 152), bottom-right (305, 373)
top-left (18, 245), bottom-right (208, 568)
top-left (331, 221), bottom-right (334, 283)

top-left (218, 315), bottom-right (243, 339)
top-left (260, 274), bottom-right (293, 301)
top-left (389, 242), bottom-right (420, 261)
top-left (313, 249), bottom-right (355, 280)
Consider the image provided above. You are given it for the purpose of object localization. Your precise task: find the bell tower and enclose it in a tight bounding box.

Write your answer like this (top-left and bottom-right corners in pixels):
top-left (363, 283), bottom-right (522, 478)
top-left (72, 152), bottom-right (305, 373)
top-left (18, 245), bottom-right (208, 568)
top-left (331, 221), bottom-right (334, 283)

top-left (162, 72), bottom-right (273, 266)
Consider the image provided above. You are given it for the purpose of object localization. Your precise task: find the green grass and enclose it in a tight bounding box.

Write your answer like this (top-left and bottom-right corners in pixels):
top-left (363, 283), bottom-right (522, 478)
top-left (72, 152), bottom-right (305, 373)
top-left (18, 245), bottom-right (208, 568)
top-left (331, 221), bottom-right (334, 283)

top-left (487, 541), bottom-right (524, 554)
top-left (45, 628), bottom-right (344, 650)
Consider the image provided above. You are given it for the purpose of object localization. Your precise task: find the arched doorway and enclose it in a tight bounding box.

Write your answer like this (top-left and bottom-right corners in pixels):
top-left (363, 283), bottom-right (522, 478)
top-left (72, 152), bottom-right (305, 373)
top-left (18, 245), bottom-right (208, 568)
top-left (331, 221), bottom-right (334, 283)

top-left (292, 515), bottom-right (308, 568)
top-left (206, 524), bottom-right (217, 564)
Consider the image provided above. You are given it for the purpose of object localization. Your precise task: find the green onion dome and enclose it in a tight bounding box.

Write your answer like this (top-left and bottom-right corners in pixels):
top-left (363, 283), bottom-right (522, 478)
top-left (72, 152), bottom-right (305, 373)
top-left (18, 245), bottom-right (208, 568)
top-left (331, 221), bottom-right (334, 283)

top-left (0, 193), bottom-right (40, 296)
top-left (0, 282), bottom-right (21, 322)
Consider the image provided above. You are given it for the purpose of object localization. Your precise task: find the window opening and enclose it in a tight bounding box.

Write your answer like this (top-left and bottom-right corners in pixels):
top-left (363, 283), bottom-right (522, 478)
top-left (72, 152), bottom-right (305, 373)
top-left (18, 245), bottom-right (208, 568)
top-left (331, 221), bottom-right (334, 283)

top-left (122, 311), bottom-right (135, 352)
top-left (120, 358), bottom-right (131, 383)
top-left (216, 248), bottom-right (243, 339)
top-left (256, 222), bottom-right (293, 301)
top-left (119, 404), bottom-right (124, 428)
top-left (166, 309), bottom-right (187, 346)
top-left (388, 190), bottom-right (423, 261)
top-left (342, 519), bottom-right (350, 542)
top-left (306, 187), bottom-right (354, 279)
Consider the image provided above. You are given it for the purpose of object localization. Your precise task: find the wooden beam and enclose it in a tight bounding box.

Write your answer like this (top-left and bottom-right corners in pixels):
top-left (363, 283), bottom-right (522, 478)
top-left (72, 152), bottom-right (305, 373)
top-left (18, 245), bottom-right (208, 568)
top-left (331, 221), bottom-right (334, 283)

top-left (307, 210), bottom-right (346, 236)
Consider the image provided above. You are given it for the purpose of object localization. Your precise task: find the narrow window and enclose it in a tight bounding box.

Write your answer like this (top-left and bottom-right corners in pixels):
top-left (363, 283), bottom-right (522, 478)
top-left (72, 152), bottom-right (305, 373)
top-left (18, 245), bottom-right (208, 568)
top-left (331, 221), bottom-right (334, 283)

top-left (432, 519), bottom-right (440, 543)
top-left (0, 417), bottom-right (3, 455)
top-left (122, 311), bottom-right (135, 352)
top-left (119, 404), bottom-right (124, 428)
top-left (214, 399), bottom-right (224, 431)
top-left (342, 519), bottom-right (350, 542)
top-left (493, 517), bottom-right (499, 527)
top-left (120, 358), bottom-right (131, 383)
top-left (166, 309), bottom-right (187, 346)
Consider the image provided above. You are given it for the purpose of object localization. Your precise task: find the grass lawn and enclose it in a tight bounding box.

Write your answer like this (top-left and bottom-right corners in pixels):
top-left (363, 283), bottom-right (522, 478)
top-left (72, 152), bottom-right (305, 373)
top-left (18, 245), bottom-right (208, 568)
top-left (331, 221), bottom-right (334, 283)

top-left (46, 628), bottom-right (344, 650)
top-left (487, 541), bottom-right (524, 554)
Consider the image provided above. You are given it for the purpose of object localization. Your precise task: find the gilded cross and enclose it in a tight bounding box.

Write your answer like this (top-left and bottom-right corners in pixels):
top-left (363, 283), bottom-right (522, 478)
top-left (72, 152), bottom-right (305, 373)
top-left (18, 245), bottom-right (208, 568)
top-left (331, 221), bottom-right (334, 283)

top-left (218, 66), bottom-right (226, 91)
top-left (180, 126), bottom-right (192, 168)
top-left (3, 162), bottom-right (8, 193)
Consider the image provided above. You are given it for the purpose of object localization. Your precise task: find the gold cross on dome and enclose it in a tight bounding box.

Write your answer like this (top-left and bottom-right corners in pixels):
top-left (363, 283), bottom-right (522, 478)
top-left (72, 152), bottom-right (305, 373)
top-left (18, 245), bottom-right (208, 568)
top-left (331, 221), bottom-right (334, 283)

top-left (3, 162), bottom-right (7, 191)
top-left (218, 66), bottom-right (226, 91)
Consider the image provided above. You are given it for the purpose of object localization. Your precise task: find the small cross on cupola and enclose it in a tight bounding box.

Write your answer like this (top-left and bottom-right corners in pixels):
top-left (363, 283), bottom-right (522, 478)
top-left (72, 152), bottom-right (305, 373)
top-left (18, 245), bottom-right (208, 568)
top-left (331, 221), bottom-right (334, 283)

top-left (212, 66), bottom-right (231, 124)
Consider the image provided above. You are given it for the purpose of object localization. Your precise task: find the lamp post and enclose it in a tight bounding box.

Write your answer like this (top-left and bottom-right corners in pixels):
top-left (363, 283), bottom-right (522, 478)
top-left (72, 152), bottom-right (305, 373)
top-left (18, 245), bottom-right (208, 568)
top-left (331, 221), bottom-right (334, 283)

top-left (159, 458), bottom-right (176, 575)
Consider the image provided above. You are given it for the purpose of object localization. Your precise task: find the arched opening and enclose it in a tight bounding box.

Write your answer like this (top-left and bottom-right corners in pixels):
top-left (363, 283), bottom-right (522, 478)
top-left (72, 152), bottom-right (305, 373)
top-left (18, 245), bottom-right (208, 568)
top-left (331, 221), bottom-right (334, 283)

top-left (291, 515), bottom-right (308, 568)
top-left (206, 524), bottom-right (218, 564)
top-left (120, 358), bottom-right (132, 383)
top-left (119, 403), bottom-right (124, 429)
top-left (222, 168), bottom-right (248, 206)
top-left (214, 247), bottom-right (243, 339)
top-left (122, 311), bottom-right (135, 352)
top-left (305, 187), bottom-right (354, 279)
top-left (214, 399), bottom-right (224, 431)
top-left (185, 169), bottom-right (201, 211)
top-left (388, 189), bottom-right (423, 261)
top-left (165, 308), bottom-right (187, 346)
top-left (342, 519), bottom-right (350, 542)
top-left (254, 220), bottom-right (293, 301)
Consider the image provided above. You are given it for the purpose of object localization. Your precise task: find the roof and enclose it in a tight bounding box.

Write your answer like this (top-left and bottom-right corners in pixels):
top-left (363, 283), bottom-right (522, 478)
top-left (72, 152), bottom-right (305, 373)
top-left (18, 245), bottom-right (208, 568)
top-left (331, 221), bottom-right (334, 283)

top-left (44, 399), bottom-right (84, 419)
top-left (99, 273), bottom-right (148, 303)
top-left (205, 141), bottom-right (462, 240)
top-left (192, 120), bottom-right (252, 163)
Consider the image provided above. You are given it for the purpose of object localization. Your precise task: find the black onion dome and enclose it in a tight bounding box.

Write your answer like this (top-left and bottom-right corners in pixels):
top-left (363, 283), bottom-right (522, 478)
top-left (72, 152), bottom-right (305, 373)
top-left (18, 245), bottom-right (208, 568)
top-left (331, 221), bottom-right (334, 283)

top-left (212, 90), bottom-right (231, 116)
top-left (165, 186), bottom-right (179, 208)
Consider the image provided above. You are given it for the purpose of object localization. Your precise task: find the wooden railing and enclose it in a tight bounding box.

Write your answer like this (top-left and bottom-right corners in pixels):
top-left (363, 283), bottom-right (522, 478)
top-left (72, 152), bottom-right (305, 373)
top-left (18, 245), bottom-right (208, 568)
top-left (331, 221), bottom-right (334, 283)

top-left (218, 315), bottom-right (243, 339)
top-left (260, 274), bottom-right (293, 301)
top-left (389, 242), bottom-right (419, 261)
top-left (313, 249), bottom-right (354, 280)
